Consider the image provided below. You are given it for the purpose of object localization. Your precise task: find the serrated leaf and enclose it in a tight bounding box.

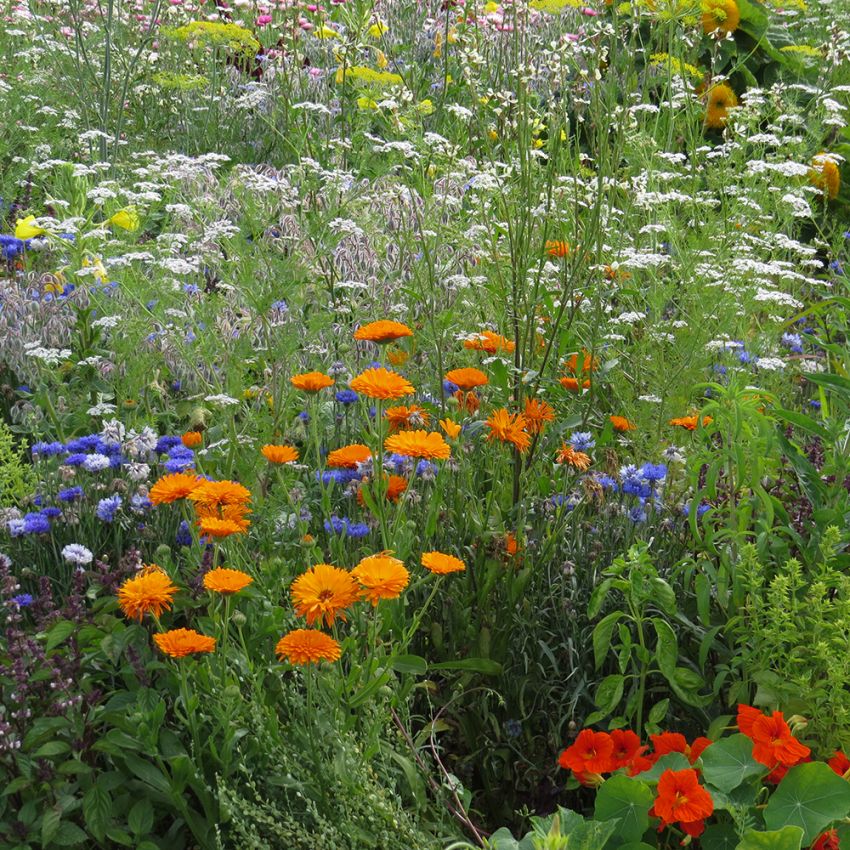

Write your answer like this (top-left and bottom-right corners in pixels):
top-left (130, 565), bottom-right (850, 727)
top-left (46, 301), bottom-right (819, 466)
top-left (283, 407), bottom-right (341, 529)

top-left (83, 785), bottom-right (111, 842)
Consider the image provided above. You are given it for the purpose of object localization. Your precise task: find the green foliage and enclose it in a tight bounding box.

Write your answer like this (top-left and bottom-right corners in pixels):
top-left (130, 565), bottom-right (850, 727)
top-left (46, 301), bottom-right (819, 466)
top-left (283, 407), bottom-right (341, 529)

top-left (0, 420), bottom-right (36, 507)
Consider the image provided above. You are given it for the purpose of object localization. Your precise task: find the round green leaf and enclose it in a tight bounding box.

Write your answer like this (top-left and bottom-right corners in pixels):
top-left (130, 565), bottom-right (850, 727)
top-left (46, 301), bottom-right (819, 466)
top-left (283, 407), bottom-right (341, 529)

top-left (764, 762), bottom-right (850, 844)
top-left (593, 775), bottom-right (654, 843)
top-left (701, 734), bottom-right (765, 793)
top-left (735, 826), bottom-right (804, 850)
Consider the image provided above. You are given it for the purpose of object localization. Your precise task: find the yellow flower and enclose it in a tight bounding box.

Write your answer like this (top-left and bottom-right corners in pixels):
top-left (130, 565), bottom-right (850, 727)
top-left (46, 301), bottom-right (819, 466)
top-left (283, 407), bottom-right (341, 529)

top-left (368, 19), bottom-right (388, 38)
top-left (809, 152), bottom-right (841, 200)
top-left (358, 97), bottom-right (380, 110)
top-left (418, 99), bottom-right (435, 115)
top-left (701, 0), bottom-right (740, 34)
top-left (109, 208), bottom-right (140, 231)
top-left (705, 83), bottom-right (738, 129)
top-left (314, 24), bottom-right (340, 39)
top-left (15, 215), bottom-right (45, 240)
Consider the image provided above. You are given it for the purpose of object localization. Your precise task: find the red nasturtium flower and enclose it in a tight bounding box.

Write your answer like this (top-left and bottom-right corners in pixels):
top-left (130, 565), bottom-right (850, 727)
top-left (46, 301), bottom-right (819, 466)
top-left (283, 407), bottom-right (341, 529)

top-left (650, 768), bottom-right (714, 838)
top-left (813, 830), bottom-right (841, 850)
top-left (558, 730), bottom-right (615, 776)
top-left (829, 751), bottom-right (850, 777)
top-left (737, 705), bottom-right (811, 768)
top-left (650, 732), bottom-right (713, 765)
top-left (610, 729), bottom-right (644, 770)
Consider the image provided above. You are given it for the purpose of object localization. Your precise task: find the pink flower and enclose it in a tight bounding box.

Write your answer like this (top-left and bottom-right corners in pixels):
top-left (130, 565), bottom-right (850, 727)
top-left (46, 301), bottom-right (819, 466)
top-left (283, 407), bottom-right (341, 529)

top-left (256, 13), bottom-right (272, 24)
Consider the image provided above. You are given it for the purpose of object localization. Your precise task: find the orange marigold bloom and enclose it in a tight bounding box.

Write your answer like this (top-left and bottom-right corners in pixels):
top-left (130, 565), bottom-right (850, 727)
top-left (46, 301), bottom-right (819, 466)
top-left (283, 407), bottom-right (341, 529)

top-left (557, 444), bottom-right (591, 470)
top-left (464, 331), bottom-right (516, 354)
top-left (560, 376), bottom-right (591, 393)
top-left (189, 480), bottom-right (251, 508)
top-left (203, 567), bottom-right (253, 595)
top-left (809, 152), bottom-right (841, 200)
top-left (652, 769), bottom-right (713, 836)
top-left (118, 566), bottom-right (178, 621)
top-left (349, 367), bottom-right (414, 400)
top-left (358, 474), bottom-right (407, 505)
top-left (524, 398), bottom-right (555, 435)
top-left (149, 472), bottom-right (201, 505)
top-left (198, 517), bottom-right (248, 538)
top-left (440, 418), bottom-right (462, 439)
top-left (385, 404), bottom-right (430, 432)
top-left (261, 444), bottom-right (299, 464)
top-left (291, 563), bottom-right (360, 627)
top-left (558, 730), bottom-right (615, 775)
top-left (326, 443), bottom-right (371, 469)
top-left (353, 320), bottom-right (413, 343)
top-left (421, 551), bottom-right (466, 575)
top-left (275, 629), bottom-right (341, 665)
top-left (290, 371), bottom-right (334, 392)
top-left (352, 553), bottom-right (410, 605)
top-left (486, 409), bottom-right (531, 453)
top-left (669, 415), bottom-right (713, 430)
top-left (384, 430), bottom-right (451, 460)
top-left (546, 240), bottom-right (570, 258)
top-left (610, 415), bottom-right (636, 432)
top-left (154, 628), bottom-right (216, 658)
top-left (181, 431), bottom-right (203, 448)
top-left (445, 367), bottom-right (488, 390)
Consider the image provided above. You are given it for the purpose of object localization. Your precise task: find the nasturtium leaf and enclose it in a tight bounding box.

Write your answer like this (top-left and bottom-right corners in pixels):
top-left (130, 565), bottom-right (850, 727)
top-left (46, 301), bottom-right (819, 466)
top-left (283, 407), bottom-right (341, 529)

top-left (764, 762), bottom-right (850, 844)
top-left (701, 734), bottom-right (765, 793)
top-left (632, 752), bottom-right (690, 784)
top-left (735, 825), bottom-right (804, 850)
top-left (701, 823), bottom-right (740, 850)
top-left (593, 775), bottom-right (654, 843)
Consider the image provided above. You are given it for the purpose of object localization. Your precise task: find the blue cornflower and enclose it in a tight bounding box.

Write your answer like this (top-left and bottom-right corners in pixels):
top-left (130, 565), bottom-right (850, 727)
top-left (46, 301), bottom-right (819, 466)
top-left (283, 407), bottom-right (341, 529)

top-left (640, 463), bottom-right (667, 482)
top-left (335, 389), bottom-right (359, 405)
top-left (597, 474), bottom-right (618, 491)
top-left (810, 400), bottom-right (822, 410)
top-left (629, 505), bottom-right (647, 523)
top-left (298, 411), bottom-right (310, 423)
top-left (570, 431), bottom-right (595, 452)
top-left (345, 522), bottom-right (370, 538)
top-left (324, 516), bottom-right (347, 535)
top-left (58, 486), bottom-right (84, 502)
top-left (738, 350), bottom-right (753, 364)
top-left (64, 435), bottom-right (101, 453)
top-left (82, 453), bottom-right (111, 472)
top-left (781, 332), bottom-right (803, 354)
top-left (415, 460), bottom-right (438, 479)
top-left (22, 512), bottom-right (51, 534)
top-left (175, 520), bottom-right (193, 547)
top-left (8, 519), bottom-right (25, 537)
top-left (96, 495), bottom-right (122, 522)
top-left (31, 441), bottom-right (65, 457)
top-left (130, 494), bottom-right (152, 514)
top-left (39, 507), bottom-right (62, 519)
top-left (270, 299), bottom-right (288, 314)
top-left (11, 593), bottom-right (33, 607)
top-left (443, 379), bottom-right (460, 395)
top-left (63, 453), bottom-right (89, 467)
top-left (155, 435), bottom-right (182, 454)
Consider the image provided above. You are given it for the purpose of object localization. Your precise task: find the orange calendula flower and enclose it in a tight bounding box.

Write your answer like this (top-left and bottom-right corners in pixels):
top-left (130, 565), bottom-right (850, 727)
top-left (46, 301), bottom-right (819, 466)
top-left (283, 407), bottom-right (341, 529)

top-left (651, 769), bottom-right (713, 838)
top-left (198, 517), bottom-right (249, 538)
top-left (445, 367), bottom-right (488, 390)
top-left (275, 629), bottom-right (341, 665)
top-left (358, 474), bottom-right (407, 505)
top-left (154, 628), bottom-right (216, 658)
top-left (705, 83), bottom-right (737, 129)
top-left (261, 444), bottom-right (299, 464)
top-left (454, 389), bottom-right (481, 414)
top-left (440, 418), bottom-right (462, 439)
top-left (809, 152), bottom-right (841, 200)
top-left (610, 415), bottom-right (636, 432)
top-left (352, 553), bottom-right (410, 604)
top-left (524, 398), bottom-right (555, 435)
top-left (326, 443), bottom-right (371, 469)
top-left (118, 565), bottom-right (178, 621)
top-left (504, 532), bottom-right (520, 556)
top-left (557, 444), bottom-right (592, 470)
top-left (188, 480), bottom-right (251, 508)
top-left (384, 430), bottom-right (451, 460)
top-left (385, 404), bottom-right (430, 432)
top-left (387, 345), bottom-right (410, 367)
top-left (291, 563), bottom-right (360, 627)
top-left (564, 350), bottom-right (598, 375)
top-left (149, 472), bottom-right (201, 505)
top-left (349, 367), bottom-right (414, 400)
top-left (421, 551), bottom-right (466, 575)
top-left (203, 567), bottom-right (253, 595)
top-left (291, 371), bottom-right (334, 392)
top-left (560, 376), bottom-right (591, 393)
top-left (669, 415), bottom-right (713, 430)
top-left (196, 503), bottom-right (252, 537)
top-left (546, 240), bottom-right (570, 258)
top-left (464, 331), bottom-right (515, 354)
top-left (486, 409), bottom-right (531, 453)
top-left (181, 431), bottom-right (203, 448)
top-left (353, 319), bottom-right (413, 343)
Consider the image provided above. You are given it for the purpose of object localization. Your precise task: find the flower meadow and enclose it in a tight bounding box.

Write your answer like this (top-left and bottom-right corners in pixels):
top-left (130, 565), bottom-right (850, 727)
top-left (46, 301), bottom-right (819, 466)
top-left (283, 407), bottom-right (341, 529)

top-left (2, 0), bottom-right (850, 848)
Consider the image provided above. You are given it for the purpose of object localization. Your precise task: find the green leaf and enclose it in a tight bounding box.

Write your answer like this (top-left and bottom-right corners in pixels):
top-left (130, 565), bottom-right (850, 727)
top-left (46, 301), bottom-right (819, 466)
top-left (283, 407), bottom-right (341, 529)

top-left (632, 752), bottom-right (691, 783)
top-left (128, 798), bottom-right (154, 837)
top-left (593, 775), bottom-right (654, 843)
top-left (593, 611), bottom-right (622, 670)
top-left (586, 675), bottom-right (624, 724)
top-left (735, 826), bottom-right (804, 850)
top-left (652, 618), bottom-right (678, 679)
top-left (649, 578), bottom-right (677, 616)
top-left (701, 734), bottom-right (765, 793)
top-left (430, 658), bottom-right (501, 675)
top-left (33, 741), bottom-right (71, 758)
top-left (588, 579), bottom-right (613, 618)
top-left (121, 754), bottom-right (172, 795)
top-left (44, 620), bottom-right (77, 652)
top-left (764, 762), bottom-right (850, 844)
top-left (41, 808), bottom-right (61, 847)
top-left (702, 823), bottom-right (741, 850)
top-left (52, 822), bottom-right (88, 846)
top-left (82, 785), bottom-right (111, 842)
top-left (390, 655), bottom-right (428, 675)
top-left (771, 409), bottom-right (830, 441)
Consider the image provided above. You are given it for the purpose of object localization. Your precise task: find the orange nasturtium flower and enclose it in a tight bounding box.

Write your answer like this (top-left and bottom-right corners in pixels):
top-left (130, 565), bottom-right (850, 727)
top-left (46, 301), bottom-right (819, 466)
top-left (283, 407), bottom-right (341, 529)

top-left (181, 431), bottom-right (203, 448)
top-left (326, 443), bottom-right (371, 468)
top-left (349, 367), bottom-right (414, 400)
top-left (291, 563), bottom-right (360, 627)
top-left (486, 408), bottom-right (531, 453)
top-left (651, 768), bottom-right (714, 838)
top-left (203, 567), bottom-right (254, 595)
top-left (384, 430), bottom-right (451, 460)
top-left (118, 565), bottom-right (178, 621)
top-left (149, 472), bottom-right (201, 505)
top-left (351, 553), bottom-right (410, 605)
top-left (737, 705), bottom-right (811, 768)
top-left (261, 444), bottom-right (299, 464)
top-left (290, 371), bottom-right (334, 392)
top-left (353, 320), bottom-right (413, 343)
top-left (154, 628), bottom-right (216, 658)
top-left (275, 629), bottom-right (342, 665)
top-left (444, 367), bottom-right (488, 390)
top-left (558, 729), bottom-right (615, 775)
top-left (421, 551), bottom-right (466, 575)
